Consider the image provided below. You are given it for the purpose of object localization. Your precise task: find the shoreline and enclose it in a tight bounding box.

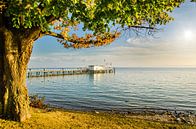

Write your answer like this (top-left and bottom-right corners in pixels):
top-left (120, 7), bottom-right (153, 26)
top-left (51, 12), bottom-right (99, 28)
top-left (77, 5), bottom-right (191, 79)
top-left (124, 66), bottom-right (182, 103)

top-left (45, 105), bottom-right (196, 125)
top-left (29, 95), bottom-right (196, 126)
top-left (46, 103), bottom-right (196, 115)
top-left (0, 107), bottom-right (195, 129)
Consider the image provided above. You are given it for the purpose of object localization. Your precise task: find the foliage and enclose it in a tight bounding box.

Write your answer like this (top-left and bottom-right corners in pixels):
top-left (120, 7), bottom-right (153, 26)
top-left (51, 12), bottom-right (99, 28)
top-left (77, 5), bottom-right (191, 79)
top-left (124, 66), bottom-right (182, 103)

top-left (29, 95), bottom-right (47, 109)
top-left (1, 0), bottom-right (186, 48)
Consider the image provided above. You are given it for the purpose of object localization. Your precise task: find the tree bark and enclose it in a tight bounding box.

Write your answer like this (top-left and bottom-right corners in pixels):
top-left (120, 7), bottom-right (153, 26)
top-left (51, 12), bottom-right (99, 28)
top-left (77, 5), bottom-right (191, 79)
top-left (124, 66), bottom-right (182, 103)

top-left (0, 26), bottom-right (3, 116)
top-left (0, 13), bottom-right (4, 116)
top-left (0, 27), bottom-right (40, 121)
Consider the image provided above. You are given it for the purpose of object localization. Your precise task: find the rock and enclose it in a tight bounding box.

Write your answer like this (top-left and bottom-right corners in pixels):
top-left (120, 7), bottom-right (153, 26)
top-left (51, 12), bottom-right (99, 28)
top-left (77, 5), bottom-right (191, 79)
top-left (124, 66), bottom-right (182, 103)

top-left (95, 111), bottom-right (99, 114)
top-left (176, 118), bottom-right (181, 123)
top-left (180, 117), bottom-right (187, 123)
top-left (171, 114), bottom-right (176, 119)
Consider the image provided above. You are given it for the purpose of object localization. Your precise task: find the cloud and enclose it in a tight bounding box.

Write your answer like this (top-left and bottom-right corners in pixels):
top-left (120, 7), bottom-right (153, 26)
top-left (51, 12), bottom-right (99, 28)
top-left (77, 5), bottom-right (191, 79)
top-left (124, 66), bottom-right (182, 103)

top-left (29, 37), bottom-right (196, 68)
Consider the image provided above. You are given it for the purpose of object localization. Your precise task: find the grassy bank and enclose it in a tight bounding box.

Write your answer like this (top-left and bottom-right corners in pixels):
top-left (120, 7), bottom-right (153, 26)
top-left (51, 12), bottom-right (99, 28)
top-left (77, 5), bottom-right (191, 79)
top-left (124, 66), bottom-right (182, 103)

top-left (0, 108), bottom-right (195, 129)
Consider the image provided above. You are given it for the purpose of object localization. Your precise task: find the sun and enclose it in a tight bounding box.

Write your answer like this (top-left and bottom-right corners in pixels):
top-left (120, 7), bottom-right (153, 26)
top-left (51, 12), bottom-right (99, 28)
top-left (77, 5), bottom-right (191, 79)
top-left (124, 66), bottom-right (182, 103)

top-left (184, 30), bottom-right (193, 41)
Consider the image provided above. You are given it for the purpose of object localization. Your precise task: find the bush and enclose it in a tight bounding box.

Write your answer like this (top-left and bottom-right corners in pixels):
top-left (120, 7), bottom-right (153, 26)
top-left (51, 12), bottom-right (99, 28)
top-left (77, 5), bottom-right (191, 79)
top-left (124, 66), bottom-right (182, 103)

top-left (29, 94), bottom-right (48, 109)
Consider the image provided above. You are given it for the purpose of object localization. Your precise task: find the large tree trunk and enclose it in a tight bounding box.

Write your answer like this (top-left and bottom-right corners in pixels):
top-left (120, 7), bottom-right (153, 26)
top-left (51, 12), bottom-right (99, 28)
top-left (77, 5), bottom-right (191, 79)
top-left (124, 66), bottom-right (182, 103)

top-left (0, 27), bottom-right (40, 121)
top-left (0, 13), bottom-right (3, 116)
top-left (0, 27), bottom-right (3, 116)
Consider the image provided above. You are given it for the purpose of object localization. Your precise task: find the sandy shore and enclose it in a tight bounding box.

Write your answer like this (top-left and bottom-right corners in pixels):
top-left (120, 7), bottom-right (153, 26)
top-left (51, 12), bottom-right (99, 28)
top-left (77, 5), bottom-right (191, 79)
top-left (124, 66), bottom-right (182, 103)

top-left (0, 107), bottom-right (195, 129)
top-left (47, 105), bottom-right (196, 125)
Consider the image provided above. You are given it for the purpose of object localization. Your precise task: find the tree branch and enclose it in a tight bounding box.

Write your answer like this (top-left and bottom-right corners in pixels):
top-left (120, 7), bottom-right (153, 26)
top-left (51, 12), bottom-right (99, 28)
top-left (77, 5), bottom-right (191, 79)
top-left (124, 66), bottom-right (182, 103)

top-left (44, 31), bottom-right (64, 39)
top-left (124, 25), bottom-right (156, 30)
top-left (43, 31), bottom-right (120, 48)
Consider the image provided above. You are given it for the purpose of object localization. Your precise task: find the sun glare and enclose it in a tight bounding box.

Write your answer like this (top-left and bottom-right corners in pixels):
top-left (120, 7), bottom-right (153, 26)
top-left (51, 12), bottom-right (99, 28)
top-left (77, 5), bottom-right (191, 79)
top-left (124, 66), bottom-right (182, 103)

top-left (184, 30), bottom-right (193, 40)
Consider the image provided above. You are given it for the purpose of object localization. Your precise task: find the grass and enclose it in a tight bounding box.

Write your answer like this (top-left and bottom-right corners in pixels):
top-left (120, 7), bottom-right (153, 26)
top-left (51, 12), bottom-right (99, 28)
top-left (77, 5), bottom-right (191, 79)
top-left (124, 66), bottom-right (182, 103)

top-left (0, 108), bottom-right (195, 129)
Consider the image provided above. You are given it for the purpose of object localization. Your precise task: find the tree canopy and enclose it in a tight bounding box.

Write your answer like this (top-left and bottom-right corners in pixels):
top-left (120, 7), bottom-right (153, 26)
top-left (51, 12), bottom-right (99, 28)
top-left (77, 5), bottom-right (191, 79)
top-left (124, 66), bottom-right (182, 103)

top-left (1, 0), bottom-right (185, 48)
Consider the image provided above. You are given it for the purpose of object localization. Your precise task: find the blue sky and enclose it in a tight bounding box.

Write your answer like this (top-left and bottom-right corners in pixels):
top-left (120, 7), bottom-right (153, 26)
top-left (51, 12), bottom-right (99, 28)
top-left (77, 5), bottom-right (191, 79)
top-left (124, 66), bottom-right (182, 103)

top-left (29, 1), bottom-right (196, 68)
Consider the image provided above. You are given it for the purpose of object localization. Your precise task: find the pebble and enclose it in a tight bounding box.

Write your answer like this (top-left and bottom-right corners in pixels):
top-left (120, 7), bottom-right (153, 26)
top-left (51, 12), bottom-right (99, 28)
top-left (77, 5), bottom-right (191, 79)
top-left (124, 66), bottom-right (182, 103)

top-left (95, 111), bottom-right (99, 114)
top-left (176, 118), bottom-right (181, 123)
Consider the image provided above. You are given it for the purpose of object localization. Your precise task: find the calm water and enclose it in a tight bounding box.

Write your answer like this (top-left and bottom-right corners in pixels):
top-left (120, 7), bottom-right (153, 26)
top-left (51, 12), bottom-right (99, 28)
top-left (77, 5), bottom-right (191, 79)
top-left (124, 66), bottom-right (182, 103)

top-left (27, 68), bottom-right (196, 113)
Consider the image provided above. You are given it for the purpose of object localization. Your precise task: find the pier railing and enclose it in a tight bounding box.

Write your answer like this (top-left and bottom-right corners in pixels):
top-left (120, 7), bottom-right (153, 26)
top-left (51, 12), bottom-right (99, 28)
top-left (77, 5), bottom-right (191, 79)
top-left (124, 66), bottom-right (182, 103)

top-left (27, 67), bottom-right (115, 78)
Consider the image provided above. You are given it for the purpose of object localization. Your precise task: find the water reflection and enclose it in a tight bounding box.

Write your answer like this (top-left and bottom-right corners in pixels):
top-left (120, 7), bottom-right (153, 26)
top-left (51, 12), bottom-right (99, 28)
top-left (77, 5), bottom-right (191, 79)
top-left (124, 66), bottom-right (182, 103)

top-left (89, 74), bottom-right (104, 85)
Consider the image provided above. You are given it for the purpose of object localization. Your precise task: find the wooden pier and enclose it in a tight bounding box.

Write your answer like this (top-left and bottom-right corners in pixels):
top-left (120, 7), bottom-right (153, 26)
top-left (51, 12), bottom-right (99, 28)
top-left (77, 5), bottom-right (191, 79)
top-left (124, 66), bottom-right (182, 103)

top-left (27, 67), bottom-right (115, 78)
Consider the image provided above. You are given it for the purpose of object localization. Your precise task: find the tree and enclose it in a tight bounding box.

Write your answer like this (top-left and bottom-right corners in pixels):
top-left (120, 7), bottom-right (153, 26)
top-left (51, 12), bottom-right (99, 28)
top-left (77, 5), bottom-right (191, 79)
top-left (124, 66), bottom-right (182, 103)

top-left (0, 0), bottom-right (184, 121)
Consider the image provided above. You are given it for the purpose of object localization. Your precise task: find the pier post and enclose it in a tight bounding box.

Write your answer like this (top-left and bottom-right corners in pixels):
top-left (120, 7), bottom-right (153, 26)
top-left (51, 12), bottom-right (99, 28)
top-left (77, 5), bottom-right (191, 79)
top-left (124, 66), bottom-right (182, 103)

top-left (43, 68), bottom-right (46, 77)
top-left (62, 68), bottom-right (64, 75)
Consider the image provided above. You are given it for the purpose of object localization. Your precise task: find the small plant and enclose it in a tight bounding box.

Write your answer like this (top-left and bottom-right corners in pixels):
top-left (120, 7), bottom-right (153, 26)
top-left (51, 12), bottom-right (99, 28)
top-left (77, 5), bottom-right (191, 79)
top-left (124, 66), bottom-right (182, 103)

top-left (29, 94), bottom-right (48, 109)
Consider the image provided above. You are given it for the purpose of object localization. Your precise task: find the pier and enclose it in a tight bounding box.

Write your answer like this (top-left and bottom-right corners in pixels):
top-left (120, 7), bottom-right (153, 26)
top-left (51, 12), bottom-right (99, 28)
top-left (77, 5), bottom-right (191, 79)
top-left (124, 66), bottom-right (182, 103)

top-left (27, 67), bottom-right (115, 78)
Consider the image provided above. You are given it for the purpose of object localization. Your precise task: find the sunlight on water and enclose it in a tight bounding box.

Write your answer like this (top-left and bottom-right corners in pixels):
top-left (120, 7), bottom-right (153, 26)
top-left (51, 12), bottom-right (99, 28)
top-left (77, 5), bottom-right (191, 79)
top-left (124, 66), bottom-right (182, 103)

top-left (27, 68), bottom-right (196, 113)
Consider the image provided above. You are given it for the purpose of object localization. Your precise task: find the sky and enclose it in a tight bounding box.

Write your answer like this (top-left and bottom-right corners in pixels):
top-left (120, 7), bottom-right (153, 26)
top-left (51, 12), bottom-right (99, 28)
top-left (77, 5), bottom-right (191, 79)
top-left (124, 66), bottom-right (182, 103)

top-left (28, 1), bottom-right (196, 68)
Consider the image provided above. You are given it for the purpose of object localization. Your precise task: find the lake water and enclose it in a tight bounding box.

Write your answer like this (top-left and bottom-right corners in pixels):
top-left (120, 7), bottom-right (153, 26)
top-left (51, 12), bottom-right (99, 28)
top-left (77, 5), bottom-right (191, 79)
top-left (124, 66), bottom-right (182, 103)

top-left (27, 68), bottom-right (196, 113)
